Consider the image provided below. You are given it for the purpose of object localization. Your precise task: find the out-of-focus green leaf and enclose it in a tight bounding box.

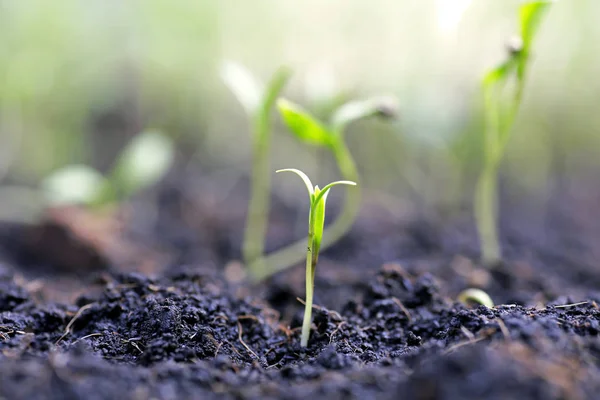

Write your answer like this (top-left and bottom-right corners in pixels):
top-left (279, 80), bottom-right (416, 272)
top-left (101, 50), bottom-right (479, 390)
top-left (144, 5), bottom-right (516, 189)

top-left (220, 61), bottom-right (263, 116)
top-left (277, 99), bottom-right (332, 147)
top-left (458, 288), bottom-right (494, 308)
top-left (111, 130), bottom-right (175, 197)
top-left (42, 164), bottom-right (108, 206)
top-left (520, 1), bottom-right (553, 50)
top-left (517, 0), bottom-right (553, 79)
top-left (331, 97), bottom-right (398, 132)
top-left (258, 66), bottom-right (292, 123)
top-left (482, 58), bottom-right (517, 89)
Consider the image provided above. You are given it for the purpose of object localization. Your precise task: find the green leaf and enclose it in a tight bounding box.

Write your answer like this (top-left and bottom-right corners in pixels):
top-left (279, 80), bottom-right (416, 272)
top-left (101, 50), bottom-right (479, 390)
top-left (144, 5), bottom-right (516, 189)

top-left (517, 1), bottom-right (552, 80)
top-left (310, 180), bottom-right (356, 257)
top-left (42, 164), bottom-right (109, 206)
top-left (277, 99), bottom-right (332, 147)
top-left (220, 61), bottom-right (263, 115)
top-left (311, 186), bottom-right (327, 257)
top-left (312, 180), bottom-right (357, 206)
top-left (260, 66), bottom-right (292, 118)
top-left (520, 1), bottom-right (552, 50)
top-left (276, 168), bottom-right (314, 196)
top-left (110, 130), bottom-right (175, 198)
top-left (482, 58), bottom-right (517, 89)
top-left (331, 97), bottom-right (398, 132)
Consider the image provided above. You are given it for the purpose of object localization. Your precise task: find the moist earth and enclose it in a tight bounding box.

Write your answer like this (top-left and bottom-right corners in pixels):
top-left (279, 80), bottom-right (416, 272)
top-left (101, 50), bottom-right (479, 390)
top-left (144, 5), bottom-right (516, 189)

top-left (1, 261), bottom-right (600, 400)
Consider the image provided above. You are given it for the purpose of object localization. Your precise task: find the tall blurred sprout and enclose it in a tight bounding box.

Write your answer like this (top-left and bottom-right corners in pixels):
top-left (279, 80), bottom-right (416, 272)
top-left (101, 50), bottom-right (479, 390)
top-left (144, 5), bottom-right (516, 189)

top-left (475, 1), bottom-right (553, 265)
top-left (220, 62), bottom-right (291, 277)
top-left (250, 96), bottom-right (398, 280)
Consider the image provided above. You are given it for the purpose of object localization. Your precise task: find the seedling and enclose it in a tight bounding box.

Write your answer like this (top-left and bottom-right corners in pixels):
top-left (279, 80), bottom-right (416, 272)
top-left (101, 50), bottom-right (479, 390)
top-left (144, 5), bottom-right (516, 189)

top-left (42, 129), bottom-right (175, 208)
top-left (458, 288), bottom-right (494, 308)
top-left (475, 1), bottom-right (552, 265)
top-left (220, 62), bottom-right (291, 277)
top-left (0, 130), bottom-right (174, 223)
top-left (250, 96), bottom-right (397, 280)
top-left (276, 168), bottom-right (356, 347)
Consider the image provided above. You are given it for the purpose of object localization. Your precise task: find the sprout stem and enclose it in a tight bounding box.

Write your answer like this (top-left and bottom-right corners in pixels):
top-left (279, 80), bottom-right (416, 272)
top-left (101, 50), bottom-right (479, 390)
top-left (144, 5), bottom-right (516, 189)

top-left (475, 166), bottom-right (500, 265)
top-left (301, 207), bottom-right (317, 347)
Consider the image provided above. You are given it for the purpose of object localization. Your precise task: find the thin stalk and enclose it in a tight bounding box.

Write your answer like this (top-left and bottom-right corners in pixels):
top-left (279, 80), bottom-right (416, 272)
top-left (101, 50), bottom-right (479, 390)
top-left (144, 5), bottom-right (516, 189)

top-left (477, 56), bottom-right (527, 266)
top-left (321, 137), bottom-right (361, 248)
top-left (475, 165), bottom-right (500, 265)
top-left (243, 69), bottom-right (291, 276)
top-left (301, 207), bottom-right (317, 347)
top-left (250, 138), bottom-right (359, 281)
top-left (478, 82), bottom-right (502, 265)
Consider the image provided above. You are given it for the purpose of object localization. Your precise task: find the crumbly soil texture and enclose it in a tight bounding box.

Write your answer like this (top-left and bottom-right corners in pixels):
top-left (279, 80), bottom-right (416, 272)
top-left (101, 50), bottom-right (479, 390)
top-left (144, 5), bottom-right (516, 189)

top-left (1, 179), bottom-right (600, 400)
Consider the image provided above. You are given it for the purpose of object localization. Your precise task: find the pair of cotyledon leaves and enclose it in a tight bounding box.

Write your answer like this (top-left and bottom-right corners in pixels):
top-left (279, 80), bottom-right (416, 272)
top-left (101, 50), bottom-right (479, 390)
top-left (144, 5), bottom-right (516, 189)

top-left (220, 61), bottom-right (397, 149)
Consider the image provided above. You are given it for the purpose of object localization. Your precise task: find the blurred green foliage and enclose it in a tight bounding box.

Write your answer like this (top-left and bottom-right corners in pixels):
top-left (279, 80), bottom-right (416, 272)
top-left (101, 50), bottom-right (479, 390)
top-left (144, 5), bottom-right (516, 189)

top-left (0, 0), bottom-right (598, 218)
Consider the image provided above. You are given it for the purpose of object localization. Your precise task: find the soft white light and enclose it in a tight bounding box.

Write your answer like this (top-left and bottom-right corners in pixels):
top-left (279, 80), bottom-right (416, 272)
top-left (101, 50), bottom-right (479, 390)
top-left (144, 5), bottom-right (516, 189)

top-left (436, 0), bottom-right (473, 33)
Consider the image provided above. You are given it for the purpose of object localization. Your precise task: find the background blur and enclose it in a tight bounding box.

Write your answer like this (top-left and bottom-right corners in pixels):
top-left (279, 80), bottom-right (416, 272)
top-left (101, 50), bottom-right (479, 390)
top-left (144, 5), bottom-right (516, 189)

top-left (0, 0), bottom-right (598, 225)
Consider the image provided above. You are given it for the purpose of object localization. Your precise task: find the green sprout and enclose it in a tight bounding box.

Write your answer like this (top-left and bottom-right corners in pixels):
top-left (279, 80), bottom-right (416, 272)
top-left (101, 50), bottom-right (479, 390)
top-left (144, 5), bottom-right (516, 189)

top-left (458, 288), bottom-right (494, 308)
top-left (220, 61), bottom-right (292, 277)
top-left (475, 1), bottom-right (552, 266)
top-left (250, 96), bottom-right (397, 280)
top-left (42, 129), bottom-right (175, 208)
top-left (276, 168), bottom-right (356, 347)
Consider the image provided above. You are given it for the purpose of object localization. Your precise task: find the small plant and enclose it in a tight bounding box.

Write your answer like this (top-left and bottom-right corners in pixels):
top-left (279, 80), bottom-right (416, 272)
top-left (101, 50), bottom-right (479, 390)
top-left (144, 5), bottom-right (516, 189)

top-left (250, 96), bottom-right (397, 280)
top-left (42, 129), bottom-right (175, 208)
top-left (276, 168), bottom-right (356, 347)
top-left (475, 1), bottom-right (552, 265)
top-left (220, 62), bottom-right (291, 277)
top-left (458, 288), bottom-right (494, 308)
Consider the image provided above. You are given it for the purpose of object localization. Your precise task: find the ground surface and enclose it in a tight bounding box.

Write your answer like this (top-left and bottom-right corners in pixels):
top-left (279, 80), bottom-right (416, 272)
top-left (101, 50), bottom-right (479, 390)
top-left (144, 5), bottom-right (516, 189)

top-left (0, 175), bottom-right (599, 399)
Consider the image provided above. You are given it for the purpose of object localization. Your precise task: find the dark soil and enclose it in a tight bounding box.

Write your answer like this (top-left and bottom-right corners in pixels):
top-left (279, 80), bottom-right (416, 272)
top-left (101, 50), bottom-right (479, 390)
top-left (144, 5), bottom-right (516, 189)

top-left (1, 173), bottom-right (599, 399)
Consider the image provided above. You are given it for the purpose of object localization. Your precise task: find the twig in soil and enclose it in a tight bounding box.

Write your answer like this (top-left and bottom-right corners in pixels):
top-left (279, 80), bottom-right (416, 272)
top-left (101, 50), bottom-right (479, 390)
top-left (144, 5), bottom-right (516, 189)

top-left (55, 303), bottom-right (95, 345)
top-left (237, 321), bottom-right (259, 360)
top-left (296, 297), bottom-right (343, 321)
top-left (392, 297), bottom-right (412, 322)
top-left (276, 324), bottom-right (293, 339)
top-left (443, 336), bottom-right (487, 354)
top-left (223, 340), bottom-right (244, 360)
top-left (553, 301), bottom-right (589, 309)
top-left (444, 327), bottom-right (496, 354)
top-left (73, 333), bottom-right (103, 344)
top-left (214, 341), bottom-right (223, 357)
top-left (495, 318), bottom-right (510, 340)
top-left (200, 332), bottom-right (222, 357)
top-left (460, 326), bottom-right (475, 341)
top-left (122, 337), bottom-right (144, 354)
top-left (262, 307), bottom-right (281, 323)
top-left (329, 321), bottom-right (346, 344)
top-left (264, 340), bottom-right (288, 358)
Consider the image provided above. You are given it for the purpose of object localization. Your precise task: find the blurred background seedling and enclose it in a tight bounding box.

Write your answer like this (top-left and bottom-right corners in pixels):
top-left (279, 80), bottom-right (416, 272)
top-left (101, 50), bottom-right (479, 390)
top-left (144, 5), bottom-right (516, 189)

top-left (0, 130), bottom-right (174, 222)
top-left (475, 0), bottom-right (553, 266)
top-left (220, 62), bottom-right (291, 278)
